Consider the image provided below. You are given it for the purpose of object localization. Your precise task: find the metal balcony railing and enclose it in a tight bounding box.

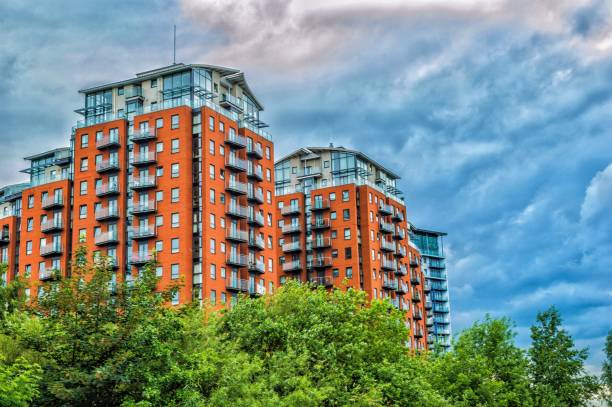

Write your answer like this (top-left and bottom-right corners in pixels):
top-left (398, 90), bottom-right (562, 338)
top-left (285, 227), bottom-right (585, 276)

top-left (378, 202), bottom-right (393, 215)
top-left (226, 179), bottom-right (248, 195)
top-left (96, 159), bottom-right (120, 173)
top-left (130, 177), bottom-right (157, 190)
top-left (248, 212), bottom-right (265, 226)
top-left (282, 223), bottom-right (301, 234)
top-left (311, 218), bottom-right (330, 229)
top-left (130, 128), bottom-right (156, 142)
top-left (226, 253), bottom-right (248, 267)
top-left (311, 199), bottom-right (330, 211)
top-left (95, 231), bottom-right (119, 246)
top-left (225, 132), bottom-right (247, 148)
top-left (42, 196), bottom-right (64, 209)
top-left (247, 165), bottom-right (263, 180)
top-left (226, 228), bottom-right (248, 242)
top-left (312, 237), bottom-right (332, 249)
top-left (248, 259), bottom-right (265, 273)
top-left (226, 155), bottom-right (248, 172)
top-left (248, 236), bottom-right (265, 250)
top-left (132, 152), bottom-right (157, 166)
top-left (130, 252), bottom-right (154, 264)
top-left (40, 243), bottom-right (62, 256)
top-left (131, 226), bottom-right (156, 239)
top-left (246, 143), bottom-right (263, 159)
top-left (282, 260), bottom-right (302, 272)
top-left (281, 205), bottom-right (301, 215)
top-left (95, 207), bottom-right (119, 221)
top-left (96, 134), bottom-right (120, 149)
top-left (380, 239), bottom-right (396, 252)
top-left (282, 241), bottom-right (301, 252)
top-left (379, 221), bottom-right (394, 234)
top-left (247, 188), bottom-right (264, 203)
top-left (309, 276), bottom-right (333, 287)
top-left (41, 218), bottom-right (63, 232)
top-left (226, 203), bottom-right (249, 218)
top-left (96, 183), bottom-right (119, 196)
top-left (131, 201), bottom-right (156, 214)
top-left (226, 277), bottom-right (249, 292)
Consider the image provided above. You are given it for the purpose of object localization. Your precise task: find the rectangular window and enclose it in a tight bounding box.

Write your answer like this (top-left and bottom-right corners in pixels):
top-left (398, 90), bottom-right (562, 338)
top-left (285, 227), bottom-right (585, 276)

top-left (172, 292), bottom-right (179, 305)
top-left (345, 247), bottom-right (352, 259)
top-left (343, 209), bottom-right (350, 220)
top-left (155, 215), bottom-right (163, 227)
top-left (81, 134), bottom-right (88, 148)
top-left (171, 188), bottom-right (179, 203)
top-left (156, 191), bottom-right (164, 201)
top-left (210, 238), bottom-right (216, 254)
top-left (156, 118), bottom-right (163, 128)
top-left (80, 180), bottom-right (88, 196)
top-left (210, 290), bottom-right (216, 305)
top-left (80, 157), bottom-right (88, 171)
top-left (171, 238), bottom-right (179, 253)
top-left (171, 163), bottom-right (179, 178)
top-left (156, 266), bottom-right (163, 277)
top-left (79, 205), bottom-right (87, 219)
top-left (27, 195), bottom-right (34, 208)
top-left (209, 164), bottom-right (215, 180)
top-left (210, 214), bottom-right (216, 229)
top-left (27, 218), bottom-right (33, 232)
top-left (26, 241), bottom-right (32, 255)
top-left (342, 190), bottom-right (349, 201)
top-left (329, 192), bottom-right (336, 201)
top-left (209, 189), bottom-right (215, 204)
top-left (209, 140), bottom-right (215, 155)
top-left (209, 116), bottom-right (214, 131)
top-left (151, 78), bottom-right (157, 88)
top-left (171, 115), bottom-right (179, 129)
top-left (344, 228), bottom-right (351, 240)
top-left (330, 211), bottom-right (337, 220)
top-left (171, 264), bottom-right (179, 279)
top-left (210, 264), bottom-right (216, 279)
top-left (171, 213), bottom-right (179, 228)
top-left (171, 139), bottom-right (179, 153)
top-left (156, 142), bottom-right (164, 152)
top-left (346, 267), bottom-right (353, 278)
top-left (155, 240), bottom-right (163, 252)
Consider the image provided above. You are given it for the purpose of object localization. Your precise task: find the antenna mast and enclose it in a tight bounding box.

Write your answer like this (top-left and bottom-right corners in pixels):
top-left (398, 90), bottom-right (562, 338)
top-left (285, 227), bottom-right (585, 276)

top-left (173, 25), bottom-right (176, 64)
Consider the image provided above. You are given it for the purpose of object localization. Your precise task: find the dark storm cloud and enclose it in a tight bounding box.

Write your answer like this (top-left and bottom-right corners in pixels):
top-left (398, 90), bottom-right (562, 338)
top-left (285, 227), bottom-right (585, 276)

top-left (0, 0), bottom-right (610, 371)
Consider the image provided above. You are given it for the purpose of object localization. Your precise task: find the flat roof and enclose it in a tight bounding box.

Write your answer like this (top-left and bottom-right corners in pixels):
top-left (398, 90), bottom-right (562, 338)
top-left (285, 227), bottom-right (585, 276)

top-left (276, 146), bottom-right (402, 179)
top-left (409, 223), bottom-right (448, 236)
top-left (23, 147), bottom-right (71, 161)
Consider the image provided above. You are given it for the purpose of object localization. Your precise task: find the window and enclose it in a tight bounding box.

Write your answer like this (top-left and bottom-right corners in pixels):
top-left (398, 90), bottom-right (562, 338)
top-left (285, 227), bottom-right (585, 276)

top-left (27, 195), bottom-right (34, 208)
top-left (219, 145), bottom-right (225, 156)
top-left (156, 191), bottom-right (164, 201)
top-left (171, 213), bottom-right (179, 228)
top-left (210, 264), bottom-right (216, 279)
top-left (26, 241), bottom-right (32, 255)
top-left (342, 190), bottom-right (349, 201)
top-left (156, 118), bottom-right (163, 128)
top-left (172, 292), bottom-right (179, 305)
top-left (333, 268), bottom-right (339, 277)
top-left (79, 205), bottom-right (87, 219)
top-left (209, 140), bottom-right (215, 155)
top-left (118, 87), bottom-right (124, 95)
top-left (171, 139), bottom-right (179, 153)
top-left (332, 249), bottom-right (338, 258)
top-left (221, 292), bottom-right (227, 304)
top-left (156, 266), bottom-right (163, 277)
top-left (209, 165), bottom-right (215, 180)
top-left (80, 157), bottom-right (88, 171)
top-left (210, 238), bottom-right (216, 254)
top-left (78, 229), bottom-right (86, 242)
top-left (171, 163), bottom-right (179, 178)
top-left (219, 121), bottom-right (225, 133)
top-left (344, 228), bottom-right (351, 240)
top-left (346, 267), bottom-right (353, 278)
top-left (156, 143), bottom-right (164, 154)
top-left (156, 215), bottom-right (163, 227)
top-left (324, 160), bottom-right (330, 168)
top-left (171, 238), bottom-right (179, 253)
top-left (331, 230), bottom-right (337, 239)
top-left (265, 146), bottom-right (270, 159)
top-left (81, 134), bottom-right (89, 148)
top-left (171, 188), bottom-right (179, 203)
top-left (329, 192), bottom-right (336, 201)
top-left (292, 167), bottom-right (297, 174)
top-left (330, 211), bottom-right (337, 220)
top-left (343, 209), bottom-right (350, 220)
top-left (80, 181), bottom-right (88, 196)
top-left (266, 168), bottom-right (271, 181)
top-left (156, 240), bottom-right (163, 252)
top-left (168, 264), bottom-right (178, 279)
top-left (345, 247), bottom-right (352, 259)
top-left (209, 116), bottom-right (214, 131)
top-left (210, 290), bottom-right (216, 305)
top-left (26, 218), bottom-right (33, 232)
top-left (151, 78), bottom-right (157, 88)
top-left (171, 115), bottom-right (179, 129)
top-left (24, 265), bottom-right (31, 277)
top-left (210, 214), bottom-right (216, 228)
top-left (209, 189), bottom-right (215, 204)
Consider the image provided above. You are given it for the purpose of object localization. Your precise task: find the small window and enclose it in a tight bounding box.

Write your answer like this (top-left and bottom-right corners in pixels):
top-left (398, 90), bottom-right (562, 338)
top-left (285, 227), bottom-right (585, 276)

top-left (80, 157), bottom-right (89, 171)
top-left (343, 209), bottom-right (350, 220)
top-left (171, 139), bottom-right (179, 153)
top-left (210, 264), bottom-right (216, 279)
top-left (156, 118), bottom-right (163, 129)
top-left (324, 160), bottom-right (330, 168)
top-left (171, 163), bottom-right (179, 178)
top-left (26, 241), bottom-right (32, 255)
top-left (210, 213), bottom-right (216, 228)
top-left (265, 146), bottom-right (270, 159)
top-left (155, 215), bottom-right (163, 227)
top-left (156, 142), bottom-right (164, 152)
top-left (209, 116), bottom-right (214, 131)
top-left (27, 195), bottom-right (34, 208)
top-left (171, 115), bottom-right (179, 129)
top-left (117, 87), bottom-right (124, 95)
top-left (171, 238), bottom-right (179, 253)
top-left (156, 191), bottom-right (164, 202)
top-left (155, 240), bottom-right (163, 252)
top-left (330, 211), bottom-right (337, 220)
top-left (332, 249), bottom-right (338, 258)
top-left (171, 264), bottom-right (179, 279)
top-left (80, 180), bottom-right (88, 196)
top-left (156, 266), bottom-right (163, 277)
top-left (209, 140), bottom-right (215, 155)
top-left (209, 164), bottom-right (215, 180)
top-left (78, 228), bottom-right (86, 243)
top-left (26, 218), bottom-right (33, 232)
top-left (172, 291), bottom-right (179, 305)
top-left (79, 205), bottom-right (87, 219)
top-left (344, 228), bottom-right (351, 240)
top-left (81, 134), bottom-right (89, 148)
top-left (209, 189), bottom-right (215, 204)
top-left (345, 247), bottom-right (352, 259)
top-left (171, 213), bottom-right (179, 228)
top-left (219, 121), bottom-right (225, 133)
top-left (292, 167), bottom-right (297, 174)
top-left (333, 268), bottom-right (339, 277)
top-left (210, 290), bottom-right (216, 305)
top-left (342, 191), bottom-right (349, 201)
top-left (151, 79), bottom-right (157, 88)
top-left (346, 267), bottom-right (353, 278)
top-left (156, 167), bottom-right (163, 177)
top-left (210, 238), bottom-right (216, 254)
top-left (171, 188), bottom-right (179, 203)
top-left (329, 192), bottom-right (336, 201)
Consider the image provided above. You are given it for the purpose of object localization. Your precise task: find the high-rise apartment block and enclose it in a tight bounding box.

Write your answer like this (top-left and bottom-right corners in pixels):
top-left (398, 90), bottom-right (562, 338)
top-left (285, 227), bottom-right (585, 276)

top-left (274, 147), bottom-right (428, 350)
top-left (410, 226), bottom-right (451, 350)
top-left (0, 63), bottom-right (450, 351)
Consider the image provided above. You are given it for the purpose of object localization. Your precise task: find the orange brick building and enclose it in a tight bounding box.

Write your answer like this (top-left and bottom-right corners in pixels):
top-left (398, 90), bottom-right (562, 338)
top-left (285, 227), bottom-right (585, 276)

top-left (274, 147), bottom-right (428, 350)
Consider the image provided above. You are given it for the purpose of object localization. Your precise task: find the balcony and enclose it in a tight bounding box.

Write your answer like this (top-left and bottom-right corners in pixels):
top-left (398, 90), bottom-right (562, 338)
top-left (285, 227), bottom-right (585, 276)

top-left (435, 316), bottom-right (451, 324)
top-left (282, 223), bottom-right (301, 234)
top-left (309, 276), bottom-right (333, 287)
top-left (249, 282), bottom-right (266, 297)
top-left (40, 243), bottom-right (62, 257)
top-left (130, 252), bottom-right (154, 265)
top-left (226, 228), bottom-right (248, 243)
top-left (248, 236), bottom-right (265, 251)
top-left (382, 277), bottom-right (398, 291)
top-left (96, 159), bottom-right (120, 173)
top-left (410, 256), bottom-right (419, 268)
top-left (226, 277), bottom-right (248, 292)
top-left (248, 259), bottom-right (265, 273)
top-left (0, 232), bottom-right (9, 245)
top-left (246, 143), bottom-right (263, 159)
top-left (412, 290), bottom-right (422, 302)
top-left (226, 253), bottom-right (248, 267)
top-left (95, 207), bottom-right (119, 221)
top-left (226, 179), bottom-right (248, 195)
top-left (309, 257), bottom-right (332, 269)
top-left (297, 167), bottom-right (322, 179)
top-left (380, 239), bottom-right (395, 252)
top-left (437, 328), bottom-right (452, 336)
top-left (392, 210), bottom-right (404, 223)
top-left (410, 272), bottom-right (421, 285)
top-left (96, 183), bottom-right (119, 197)
top-left (425, 300), bottom-right (433, 310)
top-left (311, 199), bottom-right (330, 211)
top-left (41, 218), bottom-right (63, 233)
top-left (311, 218), bottom-right (330, 229)
top-left (246, 165), bottom-right (263, 181)
top-left (130, 128), bottom-right (156, 143)
top-left (96, 134), bottom-right (120, 149)
top-left (131, 201), bottom-right (156, 215)
top-left (423, 281), bottom-right (431, 293)
top-left (394, 228), bottom-right (406, 240)
top-left (426, 316), bottom-right (434, 327)
top-left (225, 132), bottom-right (247, 149)
top-left (413, 309), bottom-right (423, 320)
top-left (395, 246), bottom-right (407, 258)
top-left (39, 268), bottom-right (59, 281)
top-left (226, 203), bottom-right (248, 218)
top-left (95, 231), bottom-right (119, 246)
top-left (381, 257), bottom-right (396, 272)
top-left (281, 205), bottom-right (301, 216)
top-left (282, 260), bottom-right (302, 272)
top-left (131, 226), bottom-right (156, 240)
top-left (282, 241), bottom-right (301, 253)
top-left (248, 212), bottom-right (265, 226)
top-left (396, 264), bottom-right (408, 276)
top-left (219, 93), bottom-right (244, 112)
top-left (379, 221), bottom-right (394, 234)
top-left (132, 152), bottom-right (157, 166)
top-left (225, 155), bottom-right (248, 172)
top-left (378, 202), bottom-right (393, 215)
top-left (414, 328), bottom-right (424, 338)
top-left (396, 281), bottom-right (408, 294)
top-left (125, 86), bottom-right (143, 100)
top-left (130, 177), bottom-right (157, 190)
top-left (247, 188), bottom-right (264, 203)
top-left (42, 196), bottom-right (64, 209)
top-left (312, 237), bottom-right (332, 249)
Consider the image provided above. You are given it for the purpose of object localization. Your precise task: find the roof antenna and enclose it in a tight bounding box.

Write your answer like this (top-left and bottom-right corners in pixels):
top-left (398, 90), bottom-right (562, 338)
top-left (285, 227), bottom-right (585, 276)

top-left (173, 24), bottom-right (176, 64)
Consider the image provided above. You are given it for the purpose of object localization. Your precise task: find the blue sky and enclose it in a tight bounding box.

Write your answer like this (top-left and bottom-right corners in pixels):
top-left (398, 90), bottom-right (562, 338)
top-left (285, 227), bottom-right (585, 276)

top-left (1, 0), bottom-right (611, 370)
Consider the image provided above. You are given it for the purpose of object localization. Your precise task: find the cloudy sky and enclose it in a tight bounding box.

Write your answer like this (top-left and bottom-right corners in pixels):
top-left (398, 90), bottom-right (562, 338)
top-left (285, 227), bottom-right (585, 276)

top-left (1, 0), bottom-right (611, 370)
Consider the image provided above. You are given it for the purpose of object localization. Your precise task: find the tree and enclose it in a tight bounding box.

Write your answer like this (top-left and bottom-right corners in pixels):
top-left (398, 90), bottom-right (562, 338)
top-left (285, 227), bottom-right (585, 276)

top-left (603, 330), bottom-right (612, 406)
top-left (528, 306), bottom-right (599, 406)
top-left (428, 316), bottom-right (532, 406)
top-left (0, 355), bottom-right (42, 407)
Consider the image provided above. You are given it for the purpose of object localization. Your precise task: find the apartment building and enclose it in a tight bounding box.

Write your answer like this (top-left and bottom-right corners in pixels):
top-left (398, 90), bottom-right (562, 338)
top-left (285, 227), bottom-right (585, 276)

top-left (274, 146), bottom-right (428, 350)
top-left (0, 182), bottom-right (29, 282)
top-left (410, 226), bottom-right (451, 350)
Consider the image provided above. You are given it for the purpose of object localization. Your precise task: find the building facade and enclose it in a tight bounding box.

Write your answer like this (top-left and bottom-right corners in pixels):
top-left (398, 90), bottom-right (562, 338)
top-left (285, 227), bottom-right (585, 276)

top-left (274, 146), bottom-right (428, 350)
top-left (409, 226), bottom-right (451, 350)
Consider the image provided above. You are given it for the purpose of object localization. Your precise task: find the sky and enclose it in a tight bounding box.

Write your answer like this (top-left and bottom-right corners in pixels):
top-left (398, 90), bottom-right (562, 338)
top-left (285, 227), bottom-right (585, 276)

top-left (1, 0), bottom-right (611, 370)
